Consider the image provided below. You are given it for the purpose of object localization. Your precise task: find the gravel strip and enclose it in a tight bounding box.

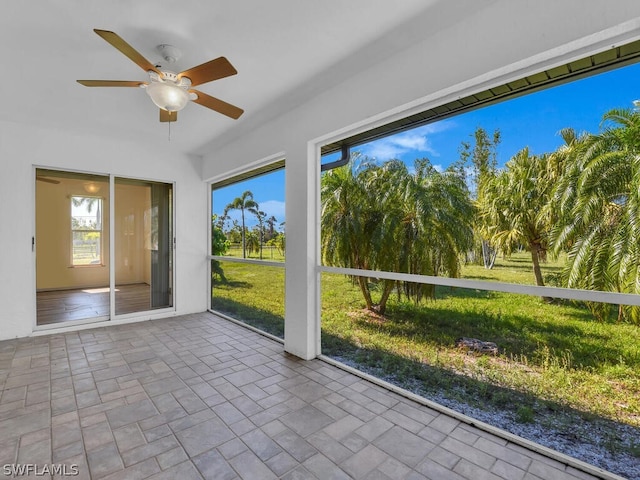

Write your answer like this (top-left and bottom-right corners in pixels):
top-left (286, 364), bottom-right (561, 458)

top-left (332, 356), bottom-right (640, 480)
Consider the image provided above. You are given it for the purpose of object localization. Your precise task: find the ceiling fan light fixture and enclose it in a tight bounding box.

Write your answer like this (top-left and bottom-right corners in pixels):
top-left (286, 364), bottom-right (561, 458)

top-left (84, 182), bottom-right (101, 194)
top-left (146, 80), bottom-right (189, 112)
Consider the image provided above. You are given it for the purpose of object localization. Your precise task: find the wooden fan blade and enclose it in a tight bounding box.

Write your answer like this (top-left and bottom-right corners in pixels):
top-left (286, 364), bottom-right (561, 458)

top-left (190, 90), bottom-right (244, 119)
top-left (159, 109), bottom-right (178, 122)
top-left (93, 29), bottom-right (160, 74)
top-left (36, 177), bottom-right (60, 184)
top-left (77, 80), bottom-right (146, 87)
top-left (179, 57), bottom-right (237, 87)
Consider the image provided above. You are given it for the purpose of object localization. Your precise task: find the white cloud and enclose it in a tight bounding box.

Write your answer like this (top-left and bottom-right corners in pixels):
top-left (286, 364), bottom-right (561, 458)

top-left (359, 121), bottom-right (454, 161)
top-left (257, 200), bottom-right (285, 221)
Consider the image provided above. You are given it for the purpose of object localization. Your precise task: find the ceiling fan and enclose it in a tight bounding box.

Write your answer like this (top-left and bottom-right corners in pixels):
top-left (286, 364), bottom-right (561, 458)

top-left (77, 29), bottom-right (243, 122)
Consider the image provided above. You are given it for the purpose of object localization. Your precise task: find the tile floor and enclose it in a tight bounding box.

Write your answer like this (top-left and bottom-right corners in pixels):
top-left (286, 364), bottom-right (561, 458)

top-left (0, 313), bottom-right (609, 479)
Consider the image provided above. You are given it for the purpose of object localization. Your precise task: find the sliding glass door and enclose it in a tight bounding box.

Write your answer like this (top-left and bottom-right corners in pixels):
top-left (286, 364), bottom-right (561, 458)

top-left (35, 169), bottom-right (173, 326)
top-left (114, 178), bottom-right (173, 315)
top-left (35, 169), bottom-right (111, 325)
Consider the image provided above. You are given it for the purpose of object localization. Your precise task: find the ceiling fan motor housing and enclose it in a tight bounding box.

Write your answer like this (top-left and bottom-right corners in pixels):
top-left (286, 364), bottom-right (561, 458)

top-left (145, 71), bottom-right (192, 112)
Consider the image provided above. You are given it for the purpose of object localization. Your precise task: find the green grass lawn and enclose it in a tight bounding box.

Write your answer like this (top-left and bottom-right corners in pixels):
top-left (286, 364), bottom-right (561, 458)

top-left (211, 255), bottom-right (640, 454)
top-left (462, 250), bottom-right (565, 285)
top-left (321, 273), bottom-right (639, 421)
top-left (212, 260), bottom-right (285, 338)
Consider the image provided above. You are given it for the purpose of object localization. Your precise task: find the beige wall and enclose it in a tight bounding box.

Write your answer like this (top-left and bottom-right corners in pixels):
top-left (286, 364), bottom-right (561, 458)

top-left (114, 182), bottom-right (151, 286)
top-left (36, 178), bottom-right (156, 290)
top-left (36, 176), bottom-right (110, 290)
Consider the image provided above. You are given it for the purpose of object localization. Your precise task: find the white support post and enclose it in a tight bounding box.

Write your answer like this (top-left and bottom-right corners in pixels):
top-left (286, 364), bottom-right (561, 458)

top-left (283, 142), bottom-right (320, 360)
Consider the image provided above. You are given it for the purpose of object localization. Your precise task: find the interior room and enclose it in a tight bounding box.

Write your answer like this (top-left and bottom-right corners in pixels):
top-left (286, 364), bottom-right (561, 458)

top-left (35, 170), bottom-right (173, 325)
top-left (1, 2), bottom-right (640, 479)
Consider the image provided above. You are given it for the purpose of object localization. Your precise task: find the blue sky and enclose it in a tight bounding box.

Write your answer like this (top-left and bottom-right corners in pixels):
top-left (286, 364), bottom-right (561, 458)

top-left (213, 170), bottom-right (286, 231)
top-left (213, 61), bottom-right (640, 229)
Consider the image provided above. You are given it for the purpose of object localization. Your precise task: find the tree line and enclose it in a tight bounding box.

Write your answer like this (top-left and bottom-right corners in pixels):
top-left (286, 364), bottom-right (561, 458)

top-left (321, 108), bottom-right (640, 323)
top-left (212, 190), bottom-right (285, 260)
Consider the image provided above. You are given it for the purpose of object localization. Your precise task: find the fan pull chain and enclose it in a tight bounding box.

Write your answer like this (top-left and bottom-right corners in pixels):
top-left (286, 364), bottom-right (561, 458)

top-left (168, 118), bottom-right (171, 142)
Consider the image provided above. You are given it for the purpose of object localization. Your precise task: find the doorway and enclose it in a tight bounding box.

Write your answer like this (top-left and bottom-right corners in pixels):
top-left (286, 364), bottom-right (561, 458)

top-left (35, 169), bottom-right (173, 326)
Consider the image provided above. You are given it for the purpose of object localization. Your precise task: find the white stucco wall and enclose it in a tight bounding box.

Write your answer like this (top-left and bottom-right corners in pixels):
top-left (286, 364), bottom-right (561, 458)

top-left (201, 1), bottom-right (640, 359)
top-left (0, 121), bottom-right (207, 340)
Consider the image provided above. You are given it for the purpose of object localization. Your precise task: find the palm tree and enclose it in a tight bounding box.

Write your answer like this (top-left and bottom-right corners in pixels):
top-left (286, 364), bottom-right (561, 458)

top-left (550, 108), bottom-right (640, 322)
top-left (71, 196), bottom-right (101, 229)
top-left (394, 159), bottom-right (474, 302)
top-left (321, 157), bottom-right (380, 310)
top-left (479, 148), bottom-right (553, 297)
top-left (249, 208), bottom-right (267, 259)
top-left (543, 127), bottom-right (589, 248)
top-left (224, 190), bottom-right (258, 258)
top-left (265, 215), bottom-right (278, 240)
top-left (321, 156), bottom-right (474, 314)
top-left (245, 229), bottom-right (261, 257)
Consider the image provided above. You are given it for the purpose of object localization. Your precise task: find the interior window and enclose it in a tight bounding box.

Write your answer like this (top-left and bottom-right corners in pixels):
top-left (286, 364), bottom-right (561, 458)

top-left (71, 195), bottom-right (103, 266)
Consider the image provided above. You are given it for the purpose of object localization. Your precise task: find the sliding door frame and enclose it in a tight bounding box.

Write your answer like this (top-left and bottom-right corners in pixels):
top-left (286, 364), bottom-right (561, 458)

top-left (32, 166), bottom-right (176, 331)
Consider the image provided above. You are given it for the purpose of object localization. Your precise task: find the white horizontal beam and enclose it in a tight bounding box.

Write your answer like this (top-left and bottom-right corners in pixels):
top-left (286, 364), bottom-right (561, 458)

top-left (318, 265), bottom-right (640, 306)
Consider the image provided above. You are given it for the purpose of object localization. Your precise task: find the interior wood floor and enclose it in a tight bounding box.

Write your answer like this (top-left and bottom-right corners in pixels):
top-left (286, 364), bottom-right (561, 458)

top-left (36, 283), bottom-right (152, 325)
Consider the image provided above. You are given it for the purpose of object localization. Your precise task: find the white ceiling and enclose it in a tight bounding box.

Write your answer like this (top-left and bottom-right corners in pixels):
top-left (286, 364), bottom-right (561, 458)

top-left (1, 0), bottom-right (453, 155)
